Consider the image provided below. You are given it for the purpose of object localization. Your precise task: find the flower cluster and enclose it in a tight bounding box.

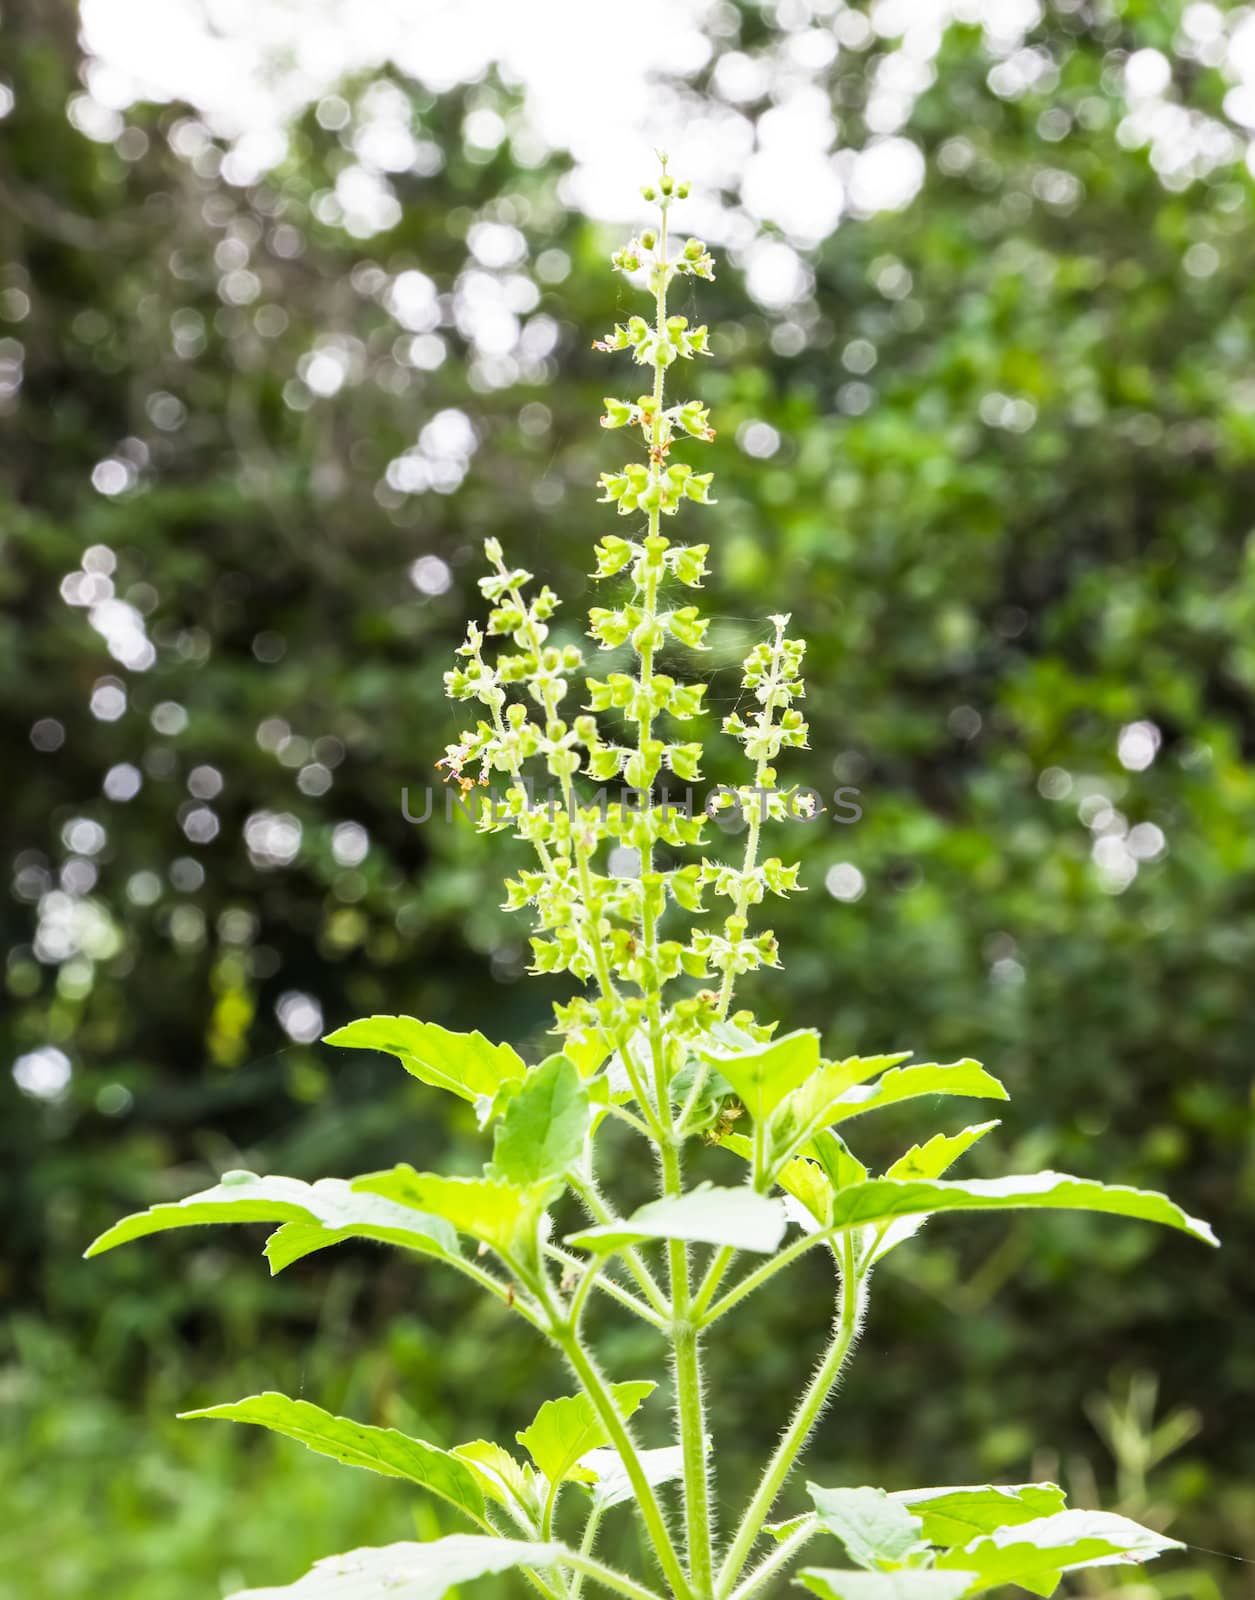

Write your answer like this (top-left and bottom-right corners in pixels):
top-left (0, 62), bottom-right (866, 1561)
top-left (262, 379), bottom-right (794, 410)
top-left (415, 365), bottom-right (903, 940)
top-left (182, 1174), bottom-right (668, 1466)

top-left (441, 157), bottom-right (810, 1069)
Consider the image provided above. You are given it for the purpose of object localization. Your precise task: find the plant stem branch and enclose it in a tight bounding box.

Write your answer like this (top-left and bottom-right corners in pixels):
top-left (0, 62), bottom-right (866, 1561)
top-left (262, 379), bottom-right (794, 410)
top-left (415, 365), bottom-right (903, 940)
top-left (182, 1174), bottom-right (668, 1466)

top-left (713, 1246), bottom-right (865, 1598)
top-left (446, 1254), bottom-right (545, 1330)
top-left (690, 1245), bottom-right (736, 1323)
top-left (545, 1247), bottom-right (666, 1330)
top-left (568, 1172), bottom-right (670, 1317)
top-left (561, 1550), bottom-right (668, 1600)
top-left (557, 1328), bottom-right (692, 1600)
top-left (726, 1517), bottom-right (818, 1600)
top-left (700, 1229), bottom-right (828, 1328)
top-left (567, 1506), bottom-right (605, 1600)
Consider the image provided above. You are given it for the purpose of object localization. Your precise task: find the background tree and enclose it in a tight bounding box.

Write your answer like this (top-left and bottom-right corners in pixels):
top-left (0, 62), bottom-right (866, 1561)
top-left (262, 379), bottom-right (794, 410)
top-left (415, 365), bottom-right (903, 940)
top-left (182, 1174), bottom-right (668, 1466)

top-left (2, 0), bottom-right (1252, 1595)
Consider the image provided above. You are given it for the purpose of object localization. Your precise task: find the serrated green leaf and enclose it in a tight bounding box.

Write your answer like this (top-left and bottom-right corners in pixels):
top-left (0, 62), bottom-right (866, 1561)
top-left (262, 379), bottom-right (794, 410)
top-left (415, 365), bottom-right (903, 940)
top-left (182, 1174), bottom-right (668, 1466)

top-left (84, 1171), bottom-right (458, 1265)
top-left (489, 1053), bottom-right (589, 1185)
top-left (451, 1440), bottom-right (540, 1524)
top-left (768, 1063), bottom-right (1001, 1176)
top-left (808, 1484), bottom-right (925, 1570)
top-left (516, 1382), bottom-right (655, 1486)
top-left (869, 1126), bottom-right (1003, 1263)
top-left (892, 1484), bottom-right (1066, 1547)
top-left (567, 1183), bottom-right (788, 1255)
top-left (324, 1014), bottom-right (526, 1116)
top-left (827, 1172), bottom-right (1217, 1246)
top-left (827, 1061), bottom-right (1008, 1128)
top-left (698, 1028), bottom-right (821, 1121)
top-left (580, 1440), bottom-right (688, 1510)
top-left (353, 1166), bottom-right (559, 1264)
top-left (179, 1393), bottom-right (483, 1523)
top-left (226, 1535), bottom-right (565, 1599)
top-left (810, 1131), bottom-right (869, 1191)
top-left (935, 1509), bottom-right (1183, 1593)
top-left (797, 1571), bottom-right (975, 1600)
top-left (886, 1123), bottom-right (1001, 1182)
top-left (766, 1512), bottom-right (814, 1543)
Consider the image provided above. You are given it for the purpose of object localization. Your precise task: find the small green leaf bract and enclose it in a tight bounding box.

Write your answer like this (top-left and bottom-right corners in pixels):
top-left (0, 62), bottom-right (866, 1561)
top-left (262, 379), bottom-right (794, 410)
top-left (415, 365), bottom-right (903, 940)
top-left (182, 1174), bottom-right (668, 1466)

top-left (797, 1571), bottom-right (975, 1600)
top-left (567, 1183), bottom-right (788, 1255)
top-left (934, 1509), bottom-right (1183, 1593)
top-left (807, 1484), bottom-right (925, 1570)
top-left (323, 1014), bottom-right (526, 1111)
top-left (828, 1172), bottom-right (1217, 1246)
top-left (869, 1124), bottom-right (1001, 1263)
top-left (179, 1393), bottom-right (483, 1523)
top-left (225, 1535), bottom-right (565, 1599)
top-left (451, 1440), bottom-right (539, 1523)
top-left (489, 1053), bottom-right (590, 1185)
top-left (83, 1171), bottom-right (458, 1264)
top-left (698, 1028), bottom-right (821, 1121)
top-left (885, 1123), bottom-right (1001, 1183)
top-left (516, 1382), bottom-right (655, 1486)
top-left (892, 1484), bottom-right (1066, 1547)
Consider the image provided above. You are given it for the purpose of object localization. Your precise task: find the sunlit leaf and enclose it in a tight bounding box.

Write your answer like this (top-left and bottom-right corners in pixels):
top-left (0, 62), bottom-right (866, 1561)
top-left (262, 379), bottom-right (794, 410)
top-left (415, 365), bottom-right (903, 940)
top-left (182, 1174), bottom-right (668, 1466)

top-left (827, 1172), bottom-right (1217, 1246)
top-left (180, 1393), bottom-right (484, 1524)
top-left (580, 1440), bottom-right (688, 1511)
top-left (697, 1028), bottom-right (821, 1121)
top-left (451, 1440), bottom-right (540, 1524)
top-left (723, 1128), bottom-right (867, 1233)
top-left (84, 1171), bottom-right (458, 1265)
top-left (891, 1484), bottom-right (1066, 1547)
top-left (826, 1061), bottom-right (1008, 1127)
top-left (226, 1535), bottom-right (565, 1599)
top-left (810, 1131), bottom-right (869, 1191)
top-left (807, 1484), bottom-right (925, 1570)
top-left (516, 1382), bottom-right (655, 1487)
top-left (567, 1183), bottom-right (788, 1255)
top-left (353, 1166), bottom-right (559, 1263)
top-left (934, 1509), bottom-right (1183, 1593)
top-left (489, 1053), bottom-right (590, 1185)
top-left (323, 1014), bottom-right (525, 1118)
top-left (778, 1155), bottom-right (837, 1233)
top-left (869, 1124), bottom-right (1002, 1262)
top-left (885, 1123), bottom-right (1001, 1182)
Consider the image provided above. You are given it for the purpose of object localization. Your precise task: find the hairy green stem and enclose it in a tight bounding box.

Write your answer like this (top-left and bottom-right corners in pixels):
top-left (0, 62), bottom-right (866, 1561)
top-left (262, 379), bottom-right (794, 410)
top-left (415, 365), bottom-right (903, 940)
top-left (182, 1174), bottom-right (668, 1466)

top-left (557, 1327), bottom-right (692, 1600)
top-left (663, 1140), bottom-right (714, 1599)
top-left (545, 1245), bottom-right (665, 1330)
top-left (448, 1252), bottom-right (545, 1330)
top-left (627, 185), bottom-right (716, 1600)
top-left (561, 1550), bottom-right (667, 1600)
top-left (690, 1244), bottom-right (736, 1323)
top-left (726, 1517), bottom-right (818, 1600)
top-left (567, 1171), bottom-right (670, 1317)
top-left (714, 1244), bottom-right (865, 1598)
top-left (567, 1505), bottom-right (605, 1600)
top-left (700, 1229), bottom-right (828, 1328)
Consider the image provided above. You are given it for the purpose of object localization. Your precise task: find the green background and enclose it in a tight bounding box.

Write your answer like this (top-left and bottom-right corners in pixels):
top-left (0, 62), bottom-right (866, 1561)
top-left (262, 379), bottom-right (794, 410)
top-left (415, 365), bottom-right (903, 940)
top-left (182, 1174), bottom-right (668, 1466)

top-left (2, 0), bottom-right (1251, 1595)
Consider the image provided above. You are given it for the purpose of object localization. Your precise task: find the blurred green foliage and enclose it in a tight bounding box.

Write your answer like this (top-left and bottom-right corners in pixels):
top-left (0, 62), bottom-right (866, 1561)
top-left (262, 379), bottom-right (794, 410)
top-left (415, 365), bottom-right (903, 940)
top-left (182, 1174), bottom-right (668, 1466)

top-left (2, 0), bottom-right (1253, 1595)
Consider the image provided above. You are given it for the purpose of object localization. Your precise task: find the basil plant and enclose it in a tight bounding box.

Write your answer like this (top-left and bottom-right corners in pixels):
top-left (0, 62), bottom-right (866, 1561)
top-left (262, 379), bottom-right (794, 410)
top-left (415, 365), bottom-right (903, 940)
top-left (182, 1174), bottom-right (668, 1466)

top-left (89, 161), bottom-right (1216, 1600)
